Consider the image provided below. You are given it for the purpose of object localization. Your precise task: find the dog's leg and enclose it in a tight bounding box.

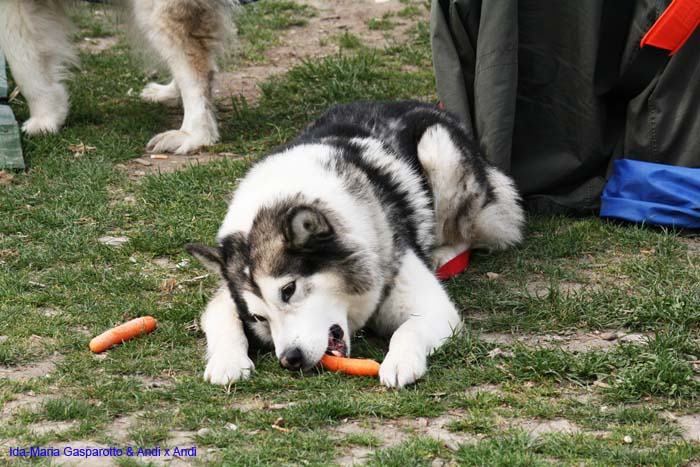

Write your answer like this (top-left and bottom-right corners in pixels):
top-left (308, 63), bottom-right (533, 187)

top-left (373, 250), bottom-right (462, 389)
top-left (201, 285), bottom-right (255, 385)
top-left (130, 0), bottom-right (223, 154)
top-left (140, 79), bottom-right (181, 107)
top-left (0, 0), bottom-right (75, 134)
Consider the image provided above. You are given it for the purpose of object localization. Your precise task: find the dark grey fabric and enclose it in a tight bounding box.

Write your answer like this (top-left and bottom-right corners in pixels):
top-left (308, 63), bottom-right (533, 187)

top-left (431, 0), bottom-right (700, 214)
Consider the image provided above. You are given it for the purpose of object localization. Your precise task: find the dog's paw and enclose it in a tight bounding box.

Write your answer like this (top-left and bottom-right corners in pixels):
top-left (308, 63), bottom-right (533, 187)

top-left (432, 244), bottom-right (468, 271)
top-left (204, 353), bottom-right (255, 385)
top-left (379, 349), bottom-right (427, 389)
top-left (146, 129), bottom-right (215, 155)
top-left (140, 82), bottom-right (180, 107)
top-left (22, 116), bottom-right (62, 135)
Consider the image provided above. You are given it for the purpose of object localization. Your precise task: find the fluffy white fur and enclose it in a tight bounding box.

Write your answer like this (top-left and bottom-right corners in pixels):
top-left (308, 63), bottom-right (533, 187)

top-left (0, 0), bottom-right (232, 154)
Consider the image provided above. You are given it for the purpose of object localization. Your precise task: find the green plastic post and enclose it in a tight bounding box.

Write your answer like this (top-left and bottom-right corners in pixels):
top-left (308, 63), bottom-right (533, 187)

top-left (0, 49), bottom-right (25, 170)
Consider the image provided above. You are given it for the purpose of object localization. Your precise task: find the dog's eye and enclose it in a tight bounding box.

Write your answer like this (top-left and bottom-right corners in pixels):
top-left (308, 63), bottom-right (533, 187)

top-left (280, 281), bottom-right (296, 303)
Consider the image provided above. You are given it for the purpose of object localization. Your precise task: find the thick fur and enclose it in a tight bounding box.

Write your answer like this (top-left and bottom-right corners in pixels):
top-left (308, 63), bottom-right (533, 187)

top-left (0, 0), bottom-right (233, 154)
top-left (188, 101), bottom-right (525, 389)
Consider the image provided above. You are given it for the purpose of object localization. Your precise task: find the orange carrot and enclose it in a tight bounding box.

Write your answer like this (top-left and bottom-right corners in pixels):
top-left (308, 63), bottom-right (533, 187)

top-left (320, 354), bottom-right (380, 377)
top-left (89, 316), bottom-right (157, 353)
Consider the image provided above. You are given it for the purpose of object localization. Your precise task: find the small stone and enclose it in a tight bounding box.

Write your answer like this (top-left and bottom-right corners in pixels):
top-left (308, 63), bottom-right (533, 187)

top-left (98, 235), bottom-right (129, 247)
top-left (600, 332), bottom-right (618, 341)
top-left (268, 402), bottom-right (297, 410)
top-left (197, 428), bottom-right (211, 437)
top-left (486, 272), bottom-right (500, 280)
top-left (487, 347), bottom-right (514, 359)
top-left (225, 423), bottom-right (238, 431)
top-left (623, 435), bottom-right (632, 444)
top-left (0, 336), bottom-right (8, 344)
top-left (134, 158), bottom-right (152, 166)
top-left (619, 333), bottom-right (647, 344)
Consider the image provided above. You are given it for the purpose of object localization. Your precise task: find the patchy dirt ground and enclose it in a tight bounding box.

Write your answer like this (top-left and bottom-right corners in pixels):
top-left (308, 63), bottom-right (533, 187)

top-left (479, 330), bottom-right (650, 353)
top-left (0, 354), bottom-right (64, 382)
top-left (214, 0), bottom-right (427, 103)
top-left (116, 151), bottom-right (246, 179)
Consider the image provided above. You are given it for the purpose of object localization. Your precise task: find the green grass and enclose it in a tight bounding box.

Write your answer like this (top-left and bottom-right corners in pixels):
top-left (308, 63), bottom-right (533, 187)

top-left (1, 2), bottom-right (699, 466)
top-left (236, 0), bottom-right (317, 62)
top-left (367, 14), bottom-right (397, 31)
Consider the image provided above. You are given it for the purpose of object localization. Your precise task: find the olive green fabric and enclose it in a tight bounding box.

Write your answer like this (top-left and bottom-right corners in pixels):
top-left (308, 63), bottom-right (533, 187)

top-left (431, 0), bottom-right (700, 214)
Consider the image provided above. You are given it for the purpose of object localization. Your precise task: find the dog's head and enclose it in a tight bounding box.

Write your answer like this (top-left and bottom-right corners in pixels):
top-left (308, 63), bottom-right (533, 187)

top-left (187, 199), bottom-right (375, 372)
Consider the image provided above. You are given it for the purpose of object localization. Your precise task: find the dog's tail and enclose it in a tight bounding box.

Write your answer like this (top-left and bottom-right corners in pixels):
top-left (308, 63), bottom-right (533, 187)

top-left (470, 167), bottom-right (525, 251)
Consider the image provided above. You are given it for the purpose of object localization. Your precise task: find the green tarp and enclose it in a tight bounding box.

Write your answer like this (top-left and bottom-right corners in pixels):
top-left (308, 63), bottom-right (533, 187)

top-left (430, 0), bottom-right (700, 214)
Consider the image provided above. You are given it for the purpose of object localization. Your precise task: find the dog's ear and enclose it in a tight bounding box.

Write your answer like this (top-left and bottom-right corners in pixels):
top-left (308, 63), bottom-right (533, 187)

top-left (185, 243), bottom-right (223, 273)
top-left (284, 206), bottom-right (334, 250)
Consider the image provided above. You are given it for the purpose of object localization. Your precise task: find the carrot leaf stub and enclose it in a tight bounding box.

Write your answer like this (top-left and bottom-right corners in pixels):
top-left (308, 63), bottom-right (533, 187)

top-left (89, 316), bottom-right (157, 353)
top-left (320, 354), bottom-right (380, 377)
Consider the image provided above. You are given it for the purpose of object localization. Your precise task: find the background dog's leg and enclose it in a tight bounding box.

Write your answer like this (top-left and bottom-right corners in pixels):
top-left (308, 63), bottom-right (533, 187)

top-left (0, 0), bottom-right (75, 135)
top-left (131, 0), bottom-right (224, 154)
top-left (140, 79), bottom-right (181, 107)
top-left (373, 250), bottom-right (462, 389)
top-left (201, 285), bottom-right (255, 385)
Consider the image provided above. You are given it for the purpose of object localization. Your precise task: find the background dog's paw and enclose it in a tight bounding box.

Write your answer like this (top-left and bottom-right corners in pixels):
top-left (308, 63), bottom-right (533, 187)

top-left (204, 353), bottom-right (255, 385)
top-left (140, 82), bottom-right (180, 107)
top-left (146, 130), bottom-right (214, 154)
top-left (379, 349), bottom-right (427, 389)
top-left (22, 116), bottom-right (62, 135)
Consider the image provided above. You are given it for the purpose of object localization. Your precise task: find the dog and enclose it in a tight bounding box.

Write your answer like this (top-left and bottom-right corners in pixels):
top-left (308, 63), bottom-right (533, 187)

top-left (0, 0), bottom-right (233, 154)
top-left (186, 101), bottom-right (525, 388)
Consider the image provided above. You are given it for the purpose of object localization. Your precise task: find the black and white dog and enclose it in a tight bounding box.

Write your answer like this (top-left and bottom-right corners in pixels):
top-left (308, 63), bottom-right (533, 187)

top-left (187, 101), bottom-right (524, 389)
top-left (0, 0), bottom-right (233, 154)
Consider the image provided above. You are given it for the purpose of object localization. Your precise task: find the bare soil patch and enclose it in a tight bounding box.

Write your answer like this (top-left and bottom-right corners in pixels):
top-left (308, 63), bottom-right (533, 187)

top-left (331, 411), bottom-right (476, 465)
top-left (117, 152), bottom-right (245, 179)
top-left (51, 441), bottom-right (117, 467)
top-left (77, 36), bottom-right (119, 55)
top-left (508, 418), bottom-right (581, 438)
top-left (216, 0), bottom-right (428, 103)
top-left (1, 393), bottom-right (56, 423)
top-left (0, 354), bottom-right (64, 382)
top-left (664, 412), bottom-right (700, 442)
top-left (29, 420), bottom-right (78, 436)
top-left (478, 330), bottom-right (649, 353)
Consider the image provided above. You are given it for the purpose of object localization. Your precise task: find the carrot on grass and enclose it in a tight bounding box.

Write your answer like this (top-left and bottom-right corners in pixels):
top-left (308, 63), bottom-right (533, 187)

top-left (89, 316), bottom-right (157, 353)
top-left (320, 354), bottom-right (380, 377)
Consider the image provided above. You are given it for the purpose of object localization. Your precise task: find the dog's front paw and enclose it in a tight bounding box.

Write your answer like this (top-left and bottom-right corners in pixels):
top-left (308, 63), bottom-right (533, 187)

top-left (146, 129), bottom-right (216, 155)
top-left (379, 349), bottom-right (427, 389)
top-left (204, 352), bottom-right (255, 385)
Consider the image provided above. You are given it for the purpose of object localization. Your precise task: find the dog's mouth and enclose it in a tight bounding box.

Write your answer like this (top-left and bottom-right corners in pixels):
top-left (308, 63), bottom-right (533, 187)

top-left (326, 324), bottom-right (347, 357)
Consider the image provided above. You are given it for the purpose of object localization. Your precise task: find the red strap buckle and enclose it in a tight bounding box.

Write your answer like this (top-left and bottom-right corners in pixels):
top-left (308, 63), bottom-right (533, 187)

top-left (641, 0), bottom-right (700, 56)
top-left (436, 250), bottom-right (471, 281)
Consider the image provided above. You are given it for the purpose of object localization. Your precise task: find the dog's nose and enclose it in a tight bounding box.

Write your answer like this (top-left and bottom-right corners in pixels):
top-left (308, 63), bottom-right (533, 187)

top-left (280, 347), bottom-right (304, 371)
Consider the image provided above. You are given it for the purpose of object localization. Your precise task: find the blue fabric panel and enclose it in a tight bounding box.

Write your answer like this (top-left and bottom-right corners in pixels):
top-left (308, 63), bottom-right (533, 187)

top-left (600, 159), bottom-right (700, 228)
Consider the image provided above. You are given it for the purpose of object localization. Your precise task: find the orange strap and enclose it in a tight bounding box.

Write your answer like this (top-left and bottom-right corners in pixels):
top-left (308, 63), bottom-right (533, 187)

top-left (641, 0), bottom-right (700, 55)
